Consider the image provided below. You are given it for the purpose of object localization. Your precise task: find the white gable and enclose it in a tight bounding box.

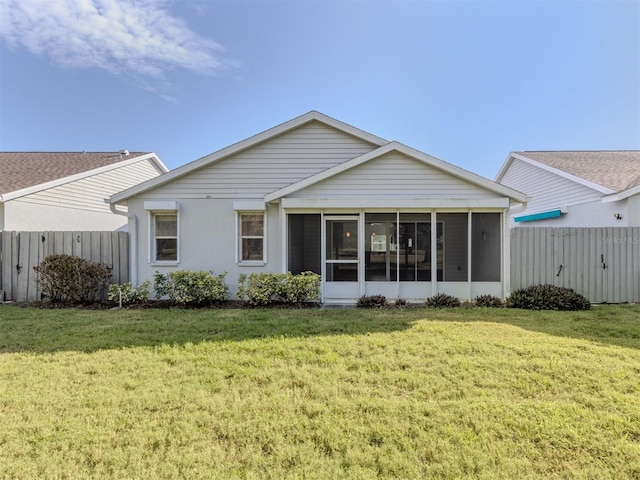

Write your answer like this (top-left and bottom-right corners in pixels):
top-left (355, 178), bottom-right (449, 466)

top-left (500, 157), bottom-right (603, 212)
top-left (286, 150), bottom-right (499, 200)
top-left (136, 121), bottom-right (379, 200)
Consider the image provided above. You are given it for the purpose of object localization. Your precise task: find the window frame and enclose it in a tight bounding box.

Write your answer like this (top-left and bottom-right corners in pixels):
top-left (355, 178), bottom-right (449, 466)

top-left (237, 211), bottom-right (267, 265)
top-left (149, 211), bottom-right (180, 265)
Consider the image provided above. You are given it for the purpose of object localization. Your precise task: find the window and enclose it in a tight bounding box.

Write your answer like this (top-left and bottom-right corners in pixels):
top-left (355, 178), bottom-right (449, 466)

top-left (239, 212), bottom-right (265, 262)
top-left (152, 212), bottom-right (178, 262)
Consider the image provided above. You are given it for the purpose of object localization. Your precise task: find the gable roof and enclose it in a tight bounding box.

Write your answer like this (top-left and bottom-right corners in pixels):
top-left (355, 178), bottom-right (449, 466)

top-left (496, 151), bottom-right (640, 193)
top-left (109, 111), bottom-right (388, 204)
top-left (0, 151), bottom-right (168, 201)
top-left (265, 141), bottom-right (527, 203)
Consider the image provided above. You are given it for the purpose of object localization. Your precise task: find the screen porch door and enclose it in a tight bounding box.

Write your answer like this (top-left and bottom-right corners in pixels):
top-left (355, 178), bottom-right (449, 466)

top-left (324, 216), bottom-right (360, 301)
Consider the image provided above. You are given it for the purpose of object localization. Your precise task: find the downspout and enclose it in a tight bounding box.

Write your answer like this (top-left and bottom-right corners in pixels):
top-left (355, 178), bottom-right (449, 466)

top-left (109, 202), bottom-right (138, 286)
top-left (503, 201), bottom-right (528, 299)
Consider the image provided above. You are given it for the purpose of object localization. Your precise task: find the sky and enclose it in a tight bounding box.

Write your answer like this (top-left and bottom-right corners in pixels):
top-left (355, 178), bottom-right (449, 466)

top-left (0, 0), bottom-right (638, 180)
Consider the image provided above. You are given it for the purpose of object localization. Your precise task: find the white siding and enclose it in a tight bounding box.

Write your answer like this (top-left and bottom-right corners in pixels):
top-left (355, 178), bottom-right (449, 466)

top-left (501, 158), bottom-right (602, 213)
top-left (2, 158), bottom-right (163, 231)
top-left (289, 151), bottom-right (497, 199)
top-left (139, 122), bottom-right (378, 200)
top-left (16, 159), bottom-right (163, 213)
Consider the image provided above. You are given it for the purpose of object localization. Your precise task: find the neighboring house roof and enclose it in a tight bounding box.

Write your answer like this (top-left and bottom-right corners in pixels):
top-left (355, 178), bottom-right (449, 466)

top-left (0, 151), bottom-right (168, 201)
top-left (110, 111), bottom-right (526, 204)
top-left (496, 151), bottom-right (640, 194)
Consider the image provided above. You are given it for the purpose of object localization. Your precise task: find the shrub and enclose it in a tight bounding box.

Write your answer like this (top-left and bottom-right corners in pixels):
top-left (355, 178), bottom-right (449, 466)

top-left (237, 272), bottom-right (321, 306)
top-left (506, 284), bottom-right (591, 311)
top-left (356, 295), bottom-right (387, 309)
top-left (473, 294), bottom-right (504, 308)
top-left (33, 254), bottom-right (112, 304)
top-left (425, 293), bottom-right (461, 308)
top-left (153, 270), bottom-right (229, 306)
top-left (108, 281), bottom-right (151, 305)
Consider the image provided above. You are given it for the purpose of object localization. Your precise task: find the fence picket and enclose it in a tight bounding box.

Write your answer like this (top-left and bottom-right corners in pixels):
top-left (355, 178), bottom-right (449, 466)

top-left (0, 231), bottom-right (129, 302)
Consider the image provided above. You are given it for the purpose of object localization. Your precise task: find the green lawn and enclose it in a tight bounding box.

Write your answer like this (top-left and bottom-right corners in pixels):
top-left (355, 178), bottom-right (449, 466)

top-left (1, 304), bottom-right (639, 479)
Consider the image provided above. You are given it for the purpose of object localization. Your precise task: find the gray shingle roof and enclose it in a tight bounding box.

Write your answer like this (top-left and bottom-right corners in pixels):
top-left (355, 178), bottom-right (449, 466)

top-left (516, 151), bottom-right (640, 192)
top-left (0, 151), bottom-right (150, 196)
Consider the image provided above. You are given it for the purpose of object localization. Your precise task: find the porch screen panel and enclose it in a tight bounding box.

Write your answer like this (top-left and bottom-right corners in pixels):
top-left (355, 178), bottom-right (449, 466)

top-left (471, 213), bottom-right (501, 281)
top-left (326, 219), bottom-right (358, 282)
top-left (288, 214), bottom-right (321, 275)
top-left (437, 213), bottom-right (468, 281)
top-left (365, 213), bottom-right (397, 281)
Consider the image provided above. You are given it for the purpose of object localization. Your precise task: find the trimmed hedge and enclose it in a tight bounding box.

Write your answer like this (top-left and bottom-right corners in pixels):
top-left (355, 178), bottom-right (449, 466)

top-left (237, 272), bottom-right (320, 306)
top-left (153, 270), bottom-right (229, 306)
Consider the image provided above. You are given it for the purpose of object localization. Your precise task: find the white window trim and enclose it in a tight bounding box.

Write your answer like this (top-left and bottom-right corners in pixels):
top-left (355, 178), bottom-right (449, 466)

top-left (149, 210), bottom-right (180, 266)
top-left (237, 211), bottom-right (267, 266)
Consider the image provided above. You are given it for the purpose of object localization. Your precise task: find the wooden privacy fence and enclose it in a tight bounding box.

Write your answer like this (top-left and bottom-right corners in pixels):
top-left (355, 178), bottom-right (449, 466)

top-left (511, 227), bottom-right (640, 303)
top-left (0, 231), bottom-right (129, 302)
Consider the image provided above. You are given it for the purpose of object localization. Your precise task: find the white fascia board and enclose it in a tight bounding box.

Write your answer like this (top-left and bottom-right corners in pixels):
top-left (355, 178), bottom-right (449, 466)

top-left (494, 152), bottom-right (516, 182)
top-left (602, 184), bottom-right (640, 203)
top-left (267, 142), bottom-right (527, 204)
top-left (3, 153), bottom-right (162, 202)
top-left (281, 198), bottom-right (510, 209)
top-left (109, 111), bottom-right (388, 204)
top-left (506, 152), bottom-right (615, 195)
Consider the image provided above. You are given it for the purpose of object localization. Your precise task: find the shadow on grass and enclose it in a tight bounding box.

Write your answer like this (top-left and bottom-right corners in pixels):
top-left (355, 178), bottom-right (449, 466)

top-left (1, 304), bottom-right (638, 354)
top-left (0, 305), bottom-right (422, 354)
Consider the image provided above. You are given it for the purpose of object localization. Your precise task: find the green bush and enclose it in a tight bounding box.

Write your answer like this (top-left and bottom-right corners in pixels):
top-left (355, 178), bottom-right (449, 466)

top-left (237, 272), bottom-right (321, 306)
top-left (108, 281), bottom-right (151, 305)
top-left (33, 254), bottom-right (112, 304)
top-left (473, 294), bottom-right (504, 308)
top-left (425, 293), bottom-right (461, 308)
top-left (506, 284), bottom-right (591, 311)
top-left (153, 270), bottom-right (229, 306)
top-left (356, 295), bottom-right (387, 309)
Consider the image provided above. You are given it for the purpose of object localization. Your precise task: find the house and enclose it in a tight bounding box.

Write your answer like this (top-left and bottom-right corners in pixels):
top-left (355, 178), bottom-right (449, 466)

top-left (109, 111), bottom-right (527, 303)
top-left (495, 151), bottom-right (640, 227)
top-left (0, 151), bottom-right (168, 231)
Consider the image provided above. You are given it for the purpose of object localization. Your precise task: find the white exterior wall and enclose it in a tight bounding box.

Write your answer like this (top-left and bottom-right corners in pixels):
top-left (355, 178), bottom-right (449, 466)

top-left (1, 158), bottom-right (164, 231)
top-left (513, 199), bottom-right (630, 228)
top-left (4, 200), bottom-right (128, 230)
top-left (129, 198), bottom-right (281, 298)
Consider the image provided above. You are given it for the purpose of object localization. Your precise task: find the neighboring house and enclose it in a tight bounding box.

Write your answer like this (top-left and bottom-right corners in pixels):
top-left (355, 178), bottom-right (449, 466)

top-left (496, 151), bottom-right (640, 227)
top-left (0, 151), bottom-right (168, 231)
top-left (109, 111), bottom-right (526, 303)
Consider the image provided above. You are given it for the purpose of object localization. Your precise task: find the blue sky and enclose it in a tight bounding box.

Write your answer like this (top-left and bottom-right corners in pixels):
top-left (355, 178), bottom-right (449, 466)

top-left (0, 0), bottom-right (638, 179)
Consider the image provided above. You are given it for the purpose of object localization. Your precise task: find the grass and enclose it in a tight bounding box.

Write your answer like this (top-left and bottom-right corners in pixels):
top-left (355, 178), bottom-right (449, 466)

top-left (1, 304), bottom-right (639, 479)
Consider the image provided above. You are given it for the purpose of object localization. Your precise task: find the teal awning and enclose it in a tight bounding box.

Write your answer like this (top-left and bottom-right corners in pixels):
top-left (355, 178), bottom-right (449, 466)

top-left (514, 209), bottom-right (562, 223)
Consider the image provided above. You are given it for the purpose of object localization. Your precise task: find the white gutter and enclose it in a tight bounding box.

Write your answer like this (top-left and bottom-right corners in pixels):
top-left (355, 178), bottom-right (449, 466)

top-left (109, 203), bottom-right (138, 286)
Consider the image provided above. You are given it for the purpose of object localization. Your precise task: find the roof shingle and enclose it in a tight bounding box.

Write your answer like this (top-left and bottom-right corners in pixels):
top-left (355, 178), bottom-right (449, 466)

top-left (0, 151), bottom-right (150, 196)
top-left (516, 151), bottom-right (640, 192)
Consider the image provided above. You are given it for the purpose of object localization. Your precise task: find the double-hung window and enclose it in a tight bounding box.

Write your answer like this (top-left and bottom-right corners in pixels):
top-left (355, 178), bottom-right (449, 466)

top-left (238, 212), bottom-right (265, 263)
top-left (145, 202), bottom-right (180, 264)
top-left (152, 212), bottom-right (178, 262)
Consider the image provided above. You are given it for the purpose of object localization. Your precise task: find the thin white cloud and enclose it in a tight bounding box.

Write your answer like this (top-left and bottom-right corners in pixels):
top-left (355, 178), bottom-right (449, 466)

top-left (0, 0), bottom-right (236, 95)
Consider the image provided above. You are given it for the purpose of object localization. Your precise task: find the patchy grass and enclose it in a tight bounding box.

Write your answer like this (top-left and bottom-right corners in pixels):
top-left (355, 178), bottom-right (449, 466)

top-left (1, 304), bottom-right (639, 479)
